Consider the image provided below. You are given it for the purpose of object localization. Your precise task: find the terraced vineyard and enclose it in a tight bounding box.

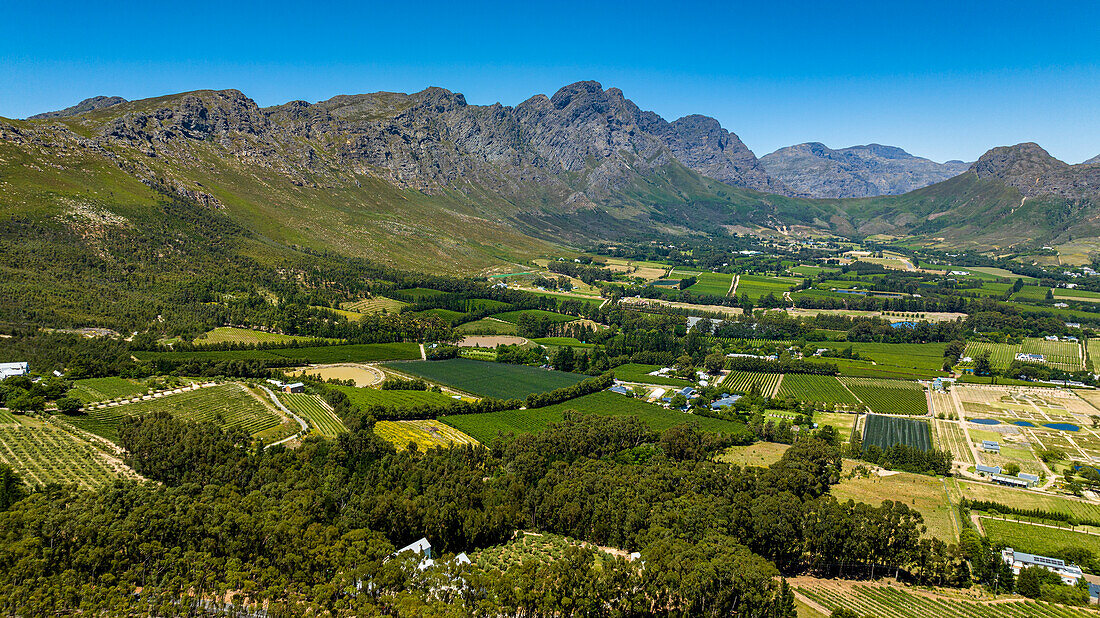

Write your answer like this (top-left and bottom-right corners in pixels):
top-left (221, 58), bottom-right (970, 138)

top-left (281, 393), bottom-right (347, 437)
top-left (68, 377), bottom-right (148, 403)
top-left (723, 371), bottom-right (782, 397)
top-left (0, 416), bottom-right (140, 489)
top-left (373, 420), bottom-right (478, 449)
top-left (795, 581), bottom-right (1096, 618)
top-left (862, 414), bottom-right (932, 451)
top-left (70, 383), bottom-right (285, 443)
top-left (776, 374), bottom-right (861, 408)
top-left (842, 378), bottom-right (928, 415)
top-left (341, 296), bottom-right (407, 314)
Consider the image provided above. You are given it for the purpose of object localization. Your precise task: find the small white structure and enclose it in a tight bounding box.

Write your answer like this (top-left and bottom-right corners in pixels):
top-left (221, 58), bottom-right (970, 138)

top-left (0, 362), bottom-right (28, 380)
top-left (1002, 548), bottom-right (1083, 585)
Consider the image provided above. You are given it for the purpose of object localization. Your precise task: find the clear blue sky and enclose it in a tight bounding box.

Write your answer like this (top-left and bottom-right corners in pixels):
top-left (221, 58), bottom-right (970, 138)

top-left (3, 0), bottom-right (1097, 163)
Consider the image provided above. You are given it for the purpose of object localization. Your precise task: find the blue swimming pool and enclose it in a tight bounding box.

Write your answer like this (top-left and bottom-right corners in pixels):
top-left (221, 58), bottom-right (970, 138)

top-left (1043, 423), bottom-right (1080, 432)
top-left (970, 418), bottom-right (1001, 425)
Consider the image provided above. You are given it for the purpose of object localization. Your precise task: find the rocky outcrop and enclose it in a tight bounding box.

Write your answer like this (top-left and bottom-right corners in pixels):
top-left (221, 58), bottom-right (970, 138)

top-left (29, 96), bottom-right (127, 119)
top-left (970, 142), bottom-right (1100, 200)
top-left (1084, 154), bottom-right (1100, 165)
top-left (760, 142), bottom-right (969, 198)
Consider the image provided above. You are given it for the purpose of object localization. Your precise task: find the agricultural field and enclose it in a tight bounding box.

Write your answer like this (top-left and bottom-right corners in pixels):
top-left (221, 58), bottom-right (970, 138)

top-left (831, 358), bottom-right (938, 380)
top-left (777, 374), bottom-right (860, 408)
top-left (980, 517), bottom-right (1100, 559)
top-left (280, 393), bottom-right (347, 437)
top-left (955, 385), bottom-right (1100, 461)
top-left (1055, 288), bottom-right (1100, 304)
top-left (842, 378), bottom-right (928, 415)
top-left (531, 337), bottom-right (595, 348)
top-left (392, 287), bottom-right (448, 301)
top-left (824, 342), bottom-right (949, 375)
top-left (414, 308), bottom-right (466, 323)
top-left (724, 371), bottom-right (782, 397)
top-left (964, 338), bottom-right (1083, 372)
top-left (862, 414), bottom-right (932, 451)
top-left (135, 342), bottom-right (423, 364)
top-left (491, 309), bottom-right (578, 325)
top-left (735, 274), bottom-right (801, 300)
top-left (830, 470), bottom-right (958, 541)
top-left (950, 479), bottom-right (1100, 522)
top-left (932, 419), bottom-right (975, 465)
top-left (385, 359), bottom-right (586, 400)
top-left (718, 442), bottom-right (790, 467)
top-left (373, 419), bottom-right (478, 450)
top-left (611, 363), bottom-right (691, 387)
top-left (794, 580), bottom-right (1093, 618)
top-left (341, 296), bottom-right (407, 314)
top-left (455, 318), bottom-right (519, 335)
top-left (441, 391), bottom-right (745, 444)
top-left (193, 327), bottom-right (332, 346)
top-left (1010, 285), bottom-right (1052, 301)
top-left (332, 386), bottom-right (457, 410)
top-left (68, 377), bottom-right (148, 403)
top-left (0, 415), bottom-right (141, 489)
top-left (314, 306), bottom-right (370, 321)
top-left (678, 271), bottom-right (734, 296)
top-left (292, 364), bottom-right (381, 386)
top-left (70, 383), bottom-right (287, 443)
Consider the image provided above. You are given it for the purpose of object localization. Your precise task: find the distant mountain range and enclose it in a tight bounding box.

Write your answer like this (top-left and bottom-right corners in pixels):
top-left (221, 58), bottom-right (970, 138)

top-left (4, 81), bottom-right (1099, 279)
top-left (760, 142), bottom-right (970, 198)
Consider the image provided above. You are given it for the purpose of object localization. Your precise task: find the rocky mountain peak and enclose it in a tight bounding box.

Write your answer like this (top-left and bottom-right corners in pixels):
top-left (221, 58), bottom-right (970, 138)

top-left (969, 142), bottom-right (1068, 180)
top-left (1084, 154), bottom-right (1100, 165)
top-left (28, 95), bottom-right (127, 119)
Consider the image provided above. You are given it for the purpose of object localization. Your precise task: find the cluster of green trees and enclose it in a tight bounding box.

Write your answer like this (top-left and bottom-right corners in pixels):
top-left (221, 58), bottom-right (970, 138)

top-left (850, 441), bottom-right (952, 476)
top-left (0, 374), bottom-right (71, 413)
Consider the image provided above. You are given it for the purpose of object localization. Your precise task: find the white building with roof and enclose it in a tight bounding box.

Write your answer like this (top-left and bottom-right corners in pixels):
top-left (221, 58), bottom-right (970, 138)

top-left (0, 362), bottom-right (28, 380)
top-left (1002, 548), bottom-right (1083, 585)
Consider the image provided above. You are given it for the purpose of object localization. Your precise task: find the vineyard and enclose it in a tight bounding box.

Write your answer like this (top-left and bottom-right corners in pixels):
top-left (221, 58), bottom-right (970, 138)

top-left (723, 371), bottom-right (782, 397)
top-left (441, 391), bottom-right (745, 444)
top-left (776, 374), bottom-right (860, 407)
top-left (795, 581), bottom-right (1096, 618)
top-left (981, 517), bottom-right (1100, 559)
top-left (674, 270), bottom-right (734, 296)
top-left (341, 296), bottom-right (407, 314)
top-left (842, 378), bottom-right (928, 415)
top-left (964, 338), bottom-right (1083, 372)
top-left (862, 414), bottom-right (932, 451)
top-left (491, 309), bottom-right (578, 325)
top-left (70, 383), bottom-right (286, 443)
top-left (280, 393), bottom-right (347, 437)
top-left (735, 275), bottom-right (800, 300)
top-left (0, 416), bottom-right (141, 489)
top-left (386, 358), bottom-right (586, 399)
top-left (373, 419), bottom-right (478, 450)
top-left (334, 385), bottom-right (462, 410)
top-left (68, 377), bottom-right (147, 403)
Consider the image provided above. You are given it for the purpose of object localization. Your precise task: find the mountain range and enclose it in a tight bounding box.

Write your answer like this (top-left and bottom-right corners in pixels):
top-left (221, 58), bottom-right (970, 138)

top-left (3, 81), bottom-right (1099, 279)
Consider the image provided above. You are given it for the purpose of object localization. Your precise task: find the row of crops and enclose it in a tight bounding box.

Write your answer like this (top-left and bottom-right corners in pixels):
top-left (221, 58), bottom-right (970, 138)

top-left (68, 377), bottom-right (149, 403)
top-left (841, 377), bottom-right (928, 416)
top-left (862, 414), bottom-right (932, 451)
top-left (70, 383), bottom-right (284, 443)
top-left (776, 374), bottom-right (860, 407)
top-left (723, 371), bottom-right (782, 397)
top-left (373, 420), bottom-right (478, 449)
top-left (0, 421), bottom-right (141, 490)
top-left (796, 583), bottom-right (1094, 618)
top-left (964, 338), bottom-right (1084, 372)
top-left (280, 393), bottom-right (347, 438)
top-left (341, 296), bottom-right (407, 314)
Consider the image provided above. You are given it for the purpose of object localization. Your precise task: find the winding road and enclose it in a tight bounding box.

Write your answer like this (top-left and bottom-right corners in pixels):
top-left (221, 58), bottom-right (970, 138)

top-left (260, 386), bottom-right (308, 448)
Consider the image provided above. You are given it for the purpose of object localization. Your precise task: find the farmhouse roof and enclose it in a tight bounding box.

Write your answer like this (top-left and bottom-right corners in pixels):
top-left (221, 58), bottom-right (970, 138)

top-left (976, 464), bottom-right (1001, 474)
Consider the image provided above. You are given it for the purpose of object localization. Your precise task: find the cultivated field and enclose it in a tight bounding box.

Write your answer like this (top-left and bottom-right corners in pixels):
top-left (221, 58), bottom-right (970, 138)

top-left (675, 270), bottom-right (734, 296)
top-left (0, 415), bottom-right (141, 489)
top-left (724, 371), bottom-right (782, 397)
top-left (387, 358), bottom-right (587, 400)
top-left (70, 383), bottom-right (287, 443)
top-left (292, 364), bottom-right (382, 386)
top-left (455, 318), bottom-right (519, 335)
top-left (862, 414), bottom-right (932, 451)
top-left (333, 386), bottom-right (458, 410)
top-left (842, 378), bottom-right (928, 415)
top-left (933, 419), bottom-right (975, 465)
top-left (777, 374), bottom-right (860, 408)
top-left (194, 327), bottom-right (331, 346)
top-left (373, 419), bottom-right (478, 450)
top-left (280, 393), bottom-right (347, 437)
top-left (68, 377), bottom-right (148, 403)
top-left (735, 274), bottom-right (801, 300)
top-left (950, 479), bottom-right (1100, 522)
top-left (964, 338), bottom-right (1084, 372)
top-left (612, 363), bottom-right (693, 387)
top-left (830, 470), bottom-right (957, 541)
top-left (980, 517), bottom-right (1100, 559)
top-left (491, 309), bottom-right (578, 325)
top-left (441, 391), bottom-right (745, 444)
top-left (458, 335), bottom-right (528, 347)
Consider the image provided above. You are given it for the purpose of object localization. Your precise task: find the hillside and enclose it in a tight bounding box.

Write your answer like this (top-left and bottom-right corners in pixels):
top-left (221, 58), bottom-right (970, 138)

top-left (760, 142), bottom-right (969, 198)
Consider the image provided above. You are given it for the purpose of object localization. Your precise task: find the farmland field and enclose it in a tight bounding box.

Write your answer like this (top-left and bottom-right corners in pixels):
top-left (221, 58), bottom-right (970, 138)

top-left (373, 419), bottom-right (478, 450)
top-left (392, 287), bottom-right (448, 301)
top-left (341, 296), bottom-right (407, 314)
top-left (531, 337), bottom-right (595, 348)
top-left (735, 274), bottom-right (801, 300)
top-left (194, 327), bottom-right (332, 346)
top-left (455, 318), bottom-right (519, 335)
top-left (777, 374), bottom-right (860, 407)
top-left (0, 416), bottom-right (141, 489)
top-left (280, 393), bottom-right (347, 437)
top-left (441, 391), bottom-right (746, 444)
top-left (718, 442), bottom-right (790, 467)
top-left (385, 359), bottom-right (586, 399)
top-left (414, 308), bottom-right (466, 323)
top-left (137, 342), bottom-right (422, 364)
top-left (68, 377), bottom-right (147, 403)
top-left (333, 386), bottom-right (457, 410)
top-left (491, 309), bottom-right (578, 324)
top-left (964, 338), bottom-right (1083, 372)
top-left (794, 580), bottom-right (1092, 618)
top-left (612, 363), bottom-right (690, 387)
top-left (842, 378), bottom-right (928, 415)
top-left (678, 271), bottom-right (734, 296)
top-left (724, 371), bottom-right (782, 397)
top-left (822, 342), bottom-right (948, 374)
top-left (950, 479), bottom-right (1100, 522)
top-left (862, 414), bottom-right (932, 451)
top-left (70, 383), bottom-right (287, 443)
top-left (980, 517), bottom-right (1100, 558)
top-left (830, 470), bottom-right (957, 541)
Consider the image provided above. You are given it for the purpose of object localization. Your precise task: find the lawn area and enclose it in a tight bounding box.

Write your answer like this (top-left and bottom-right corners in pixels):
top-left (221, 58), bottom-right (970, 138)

top-left (332, 386), bottom-right (457, 410)
top-left (383, 358), bottom-right (586, 400)
top-left (68, 377), bottom-right (148, 403)
top-left (491, 309), bottom-right (578, 325)
top-left (981, 517), bottom-right (1100, 558)
top-left (611, 363), bottom-right (691, 387)
top-left (718, 442), bottom-right (790, 467)
top-left (831, 471), bottom-right (958, 541)
top-left (441, 391), bottom-right (746, 444)
top-left (455, 318), bottom-right (519, 335)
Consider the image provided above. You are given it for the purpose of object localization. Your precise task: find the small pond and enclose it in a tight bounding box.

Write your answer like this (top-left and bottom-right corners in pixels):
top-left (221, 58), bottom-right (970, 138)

top-left (1043, 422), bottom-right (1080, 432)
top-left (970, 418), bottom-right (1001, 425)
top-left (1013, 421), bottom-right (1036, 427)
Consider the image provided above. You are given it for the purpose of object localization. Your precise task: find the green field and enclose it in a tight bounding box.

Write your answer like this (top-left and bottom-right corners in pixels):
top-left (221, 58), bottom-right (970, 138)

top-left (385, 359), bottom-right (586, 400)
top-left (440, 391), bottom-right (745, 443)
top-left (0, 416), bottom-right (141, 489)
top-left (68, 377), bottom-right (148, 403)
top-left (415, 308), bottom-right (467, 322)
top-left (373, 419), bottom-right (479, 449)
top-left (981, 517), bottom-right (1100, 559)
top-left (842, 378), bottom-right (928, 415)
top-left (341, 296), bottom-right (407, 314)
top-left (137, 342), bottom-right (422, 364)
top-left (965, 338), bottom-right (1083, 372)
top-left (862, 414), bottom-right (932, 451)
top-left (70, 383), bottom-right (287, 443)
top-left (611, 363), bottom-right (692, 387)
top-left (393, 287), bottom-right (448, 300)
top-left (194, 327), bottom-right (332, 346)
top-left (821, 342), bottom-right (949, 375)
top-left (455, 318), bottom-right (519, 335)
top-left (531, 337), bottom-right (595, 348)
top-left (950, 479), bottom-right (1100, 521)
top-left (280, 393), bottom-right (347, 437)
top-left (830, 470), bottom-right (957, 541)
top-left (777, 374), bottom-right (861, 407)
top-left (680, 271), bottom-right (734, 296)
top-left (333, 386), bottom-right (458, 410)
top-left (491, 309), bottom-right (578, 325)
top-left (723, 371), bottom-right (782, 397)
top-left (718, 442), bottom-right (790, 467)
top-left (735, 274), bottom-right (801, 300)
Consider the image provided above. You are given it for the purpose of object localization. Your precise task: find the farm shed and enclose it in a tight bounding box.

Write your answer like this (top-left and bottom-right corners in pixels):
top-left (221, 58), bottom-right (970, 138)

top-left (982, 440), bottom-right (1000, 453)
top-left (0, 362), bottom-right (28, 380)
top-left (711, 395), bottom-right (742, 409)
top-left (1018, 472), bottom-right (1040, 487)
top-left (283, 382), bottom-right (305, 393)
top-left (608, 385), bottom-right (631, 395)
top-left (991, 473), bottom-right (1029, 488)
top-left (976, 464), bottom-right (1001, 475)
